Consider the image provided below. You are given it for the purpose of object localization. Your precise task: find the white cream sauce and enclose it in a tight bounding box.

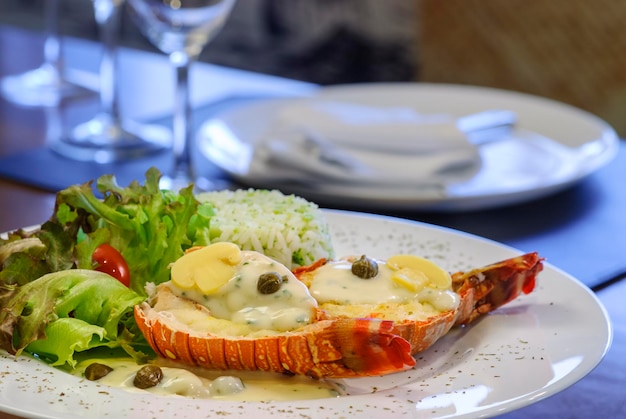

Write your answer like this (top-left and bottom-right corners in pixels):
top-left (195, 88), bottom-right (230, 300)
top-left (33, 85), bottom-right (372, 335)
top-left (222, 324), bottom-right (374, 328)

top-left (309, 259), bottom-right (459, 312)
top-left (73, 357), bottom-right (340, 401)
top-left (168, 251), bottom-right (318, 332)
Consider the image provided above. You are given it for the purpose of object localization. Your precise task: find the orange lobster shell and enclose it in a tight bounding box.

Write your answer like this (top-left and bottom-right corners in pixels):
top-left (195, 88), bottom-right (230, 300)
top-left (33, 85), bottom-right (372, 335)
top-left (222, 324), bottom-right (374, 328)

top-left (134, 252), bottom-right (543, 378)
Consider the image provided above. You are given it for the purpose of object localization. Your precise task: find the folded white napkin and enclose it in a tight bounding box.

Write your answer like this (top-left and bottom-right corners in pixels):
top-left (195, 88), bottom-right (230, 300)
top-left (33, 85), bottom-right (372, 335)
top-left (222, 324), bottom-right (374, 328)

top-left (250, 101), bottom-right (484, 187)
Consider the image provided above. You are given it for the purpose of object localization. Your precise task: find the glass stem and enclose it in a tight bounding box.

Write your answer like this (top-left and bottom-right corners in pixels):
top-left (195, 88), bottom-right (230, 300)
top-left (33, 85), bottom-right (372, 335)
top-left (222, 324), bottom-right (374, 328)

top-left (170, 51), bottom-right (195, 182)
top-left (94, 0), bottom-right (123, 125)
top-left (42, 0), bottom-right (63, 82)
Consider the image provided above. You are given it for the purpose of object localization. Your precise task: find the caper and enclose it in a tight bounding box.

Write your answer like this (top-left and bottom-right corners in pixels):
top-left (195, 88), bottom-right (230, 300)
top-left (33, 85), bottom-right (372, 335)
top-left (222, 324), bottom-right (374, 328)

top-left (351, 255), bottom-right (378, 279)
top-left (257, 272), bottom-right (284, 294)
top-left (84, 362), bottom-right (113, 381)
top-left (133, 365), bottom-right (163, 389)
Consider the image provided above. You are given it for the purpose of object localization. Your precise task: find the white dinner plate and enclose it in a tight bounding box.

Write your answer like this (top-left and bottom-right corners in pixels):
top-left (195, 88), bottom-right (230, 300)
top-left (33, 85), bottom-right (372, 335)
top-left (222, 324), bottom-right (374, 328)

top-left (0, 211), bottom-right (611, 418)
top-left (198, 83), bottom-right (618, 211)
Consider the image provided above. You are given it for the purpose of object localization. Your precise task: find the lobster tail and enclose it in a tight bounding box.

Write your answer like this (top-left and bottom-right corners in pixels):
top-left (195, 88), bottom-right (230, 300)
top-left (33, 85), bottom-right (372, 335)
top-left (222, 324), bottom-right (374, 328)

top-left (452, 252), bottom-right (544, 325)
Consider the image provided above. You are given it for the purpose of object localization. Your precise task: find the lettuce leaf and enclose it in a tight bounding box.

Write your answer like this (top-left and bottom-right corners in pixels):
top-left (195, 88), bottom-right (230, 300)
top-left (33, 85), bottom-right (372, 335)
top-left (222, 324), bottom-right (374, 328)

top-left (0, 269), bottom-right (152, 367)
top-left (0, 221), bottom-right (76, 286)
top-left (25, 318), bottom-right (116, 367)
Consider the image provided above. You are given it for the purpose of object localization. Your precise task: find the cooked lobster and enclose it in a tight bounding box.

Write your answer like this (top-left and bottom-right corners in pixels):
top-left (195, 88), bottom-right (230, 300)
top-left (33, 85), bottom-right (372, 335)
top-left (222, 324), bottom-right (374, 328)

top-left (134, 248), bottom-right (543, 378)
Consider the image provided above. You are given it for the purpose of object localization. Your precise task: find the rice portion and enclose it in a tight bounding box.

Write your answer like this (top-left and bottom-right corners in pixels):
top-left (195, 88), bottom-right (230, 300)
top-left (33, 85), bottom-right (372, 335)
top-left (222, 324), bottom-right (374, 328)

top-left (195, 189), bottom-right (334, 268)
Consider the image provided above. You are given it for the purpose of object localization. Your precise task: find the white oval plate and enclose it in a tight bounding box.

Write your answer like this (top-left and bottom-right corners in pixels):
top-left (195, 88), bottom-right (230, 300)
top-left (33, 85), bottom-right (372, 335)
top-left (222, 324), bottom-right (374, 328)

top-left (0, 211), bottom-right (611, 418)
top-left (198, 83), bottom-right (618, 211)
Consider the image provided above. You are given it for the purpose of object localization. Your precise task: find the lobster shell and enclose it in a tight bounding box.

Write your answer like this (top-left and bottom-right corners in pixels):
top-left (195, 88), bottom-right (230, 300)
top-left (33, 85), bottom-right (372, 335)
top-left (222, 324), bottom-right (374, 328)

top-left (134, 252), bottom-right (543, 378)
top-left (134, 286), bottom-right (416, 378)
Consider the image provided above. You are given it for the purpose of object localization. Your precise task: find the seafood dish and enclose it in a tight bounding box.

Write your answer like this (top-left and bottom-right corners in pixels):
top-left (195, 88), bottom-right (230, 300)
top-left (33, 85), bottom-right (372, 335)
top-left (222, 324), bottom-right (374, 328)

top-left (0, 168), bottom-right (543, 399)
top-left (136, 243), bottom-right (543, 378)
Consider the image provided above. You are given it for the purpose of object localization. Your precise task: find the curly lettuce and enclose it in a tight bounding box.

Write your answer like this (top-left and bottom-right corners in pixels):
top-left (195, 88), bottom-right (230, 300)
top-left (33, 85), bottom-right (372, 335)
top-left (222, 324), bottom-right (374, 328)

top-left (53, 167), bottom-right (215, 295)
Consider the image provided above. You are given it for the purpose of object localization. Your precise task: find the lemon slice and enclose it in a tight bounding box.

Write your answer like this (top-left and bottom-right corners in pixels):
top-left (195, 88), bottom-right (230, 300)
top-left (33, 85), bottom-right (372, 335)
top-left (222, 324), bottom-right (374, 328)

top-left (391, 268), bottom-right (429, 292)
top-left (387, 254), bottom-right (451, 290)
top-left (171, 242), bottom-right (242, 294)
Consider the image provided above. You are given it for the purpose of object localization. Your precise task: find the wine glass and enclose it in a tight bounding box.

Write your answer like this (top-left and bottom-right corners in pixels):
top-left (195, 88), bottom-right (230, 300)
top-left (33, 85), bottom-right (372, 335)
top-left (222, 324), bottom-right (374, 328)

top-left (0, 0), bottom-right (91, 107)
top-left (53, 0), bottom-right (171, 163)
top-left (126, 0), bottom-right (237, 190)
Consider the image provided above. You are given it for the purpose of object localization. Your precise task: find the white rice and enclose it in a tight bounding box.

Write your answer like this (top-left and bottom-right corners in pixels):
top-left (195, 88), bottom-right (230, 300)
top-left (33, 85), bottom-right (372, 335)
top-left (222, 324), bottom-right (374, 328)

top-left (195, 189), bottom-right (334, 268)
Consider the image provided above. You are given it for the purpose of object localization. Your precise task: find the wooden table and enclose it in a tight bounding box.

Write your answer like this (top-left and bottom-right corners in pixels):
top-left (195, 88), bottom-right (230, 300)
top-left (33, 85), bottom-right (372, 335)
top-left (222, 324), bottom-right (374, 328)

top-left (1, 24), bottom-right (625, 419)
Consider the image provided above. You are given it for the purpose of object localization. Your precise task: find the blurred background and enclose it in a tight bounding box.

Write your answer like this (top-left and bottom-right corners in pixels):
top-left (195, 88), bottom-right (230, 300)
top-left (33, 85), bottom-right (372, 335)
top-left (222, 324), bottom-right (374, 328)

top-left (0, 0), bottom-right (419, 85)
top-left (1, 0), bottom-right (624, 136)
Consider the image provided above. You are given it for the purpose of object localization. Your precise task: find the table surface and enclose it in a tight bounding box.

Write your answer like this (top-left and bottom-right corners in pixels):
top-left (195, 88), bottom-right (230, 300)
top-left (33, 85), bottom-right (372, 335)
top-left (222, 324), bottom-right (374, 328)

top-left (1, 24), bottom-right (625, 419)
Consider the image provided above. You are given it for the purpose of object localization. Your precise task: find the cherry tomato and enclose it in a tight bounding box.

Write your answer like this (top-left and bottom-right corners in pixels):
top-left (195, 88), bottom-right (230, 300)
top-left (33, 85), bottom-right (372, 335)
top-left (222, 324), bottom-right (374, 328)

top-left (92, 244), bottom-right (131, 287)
